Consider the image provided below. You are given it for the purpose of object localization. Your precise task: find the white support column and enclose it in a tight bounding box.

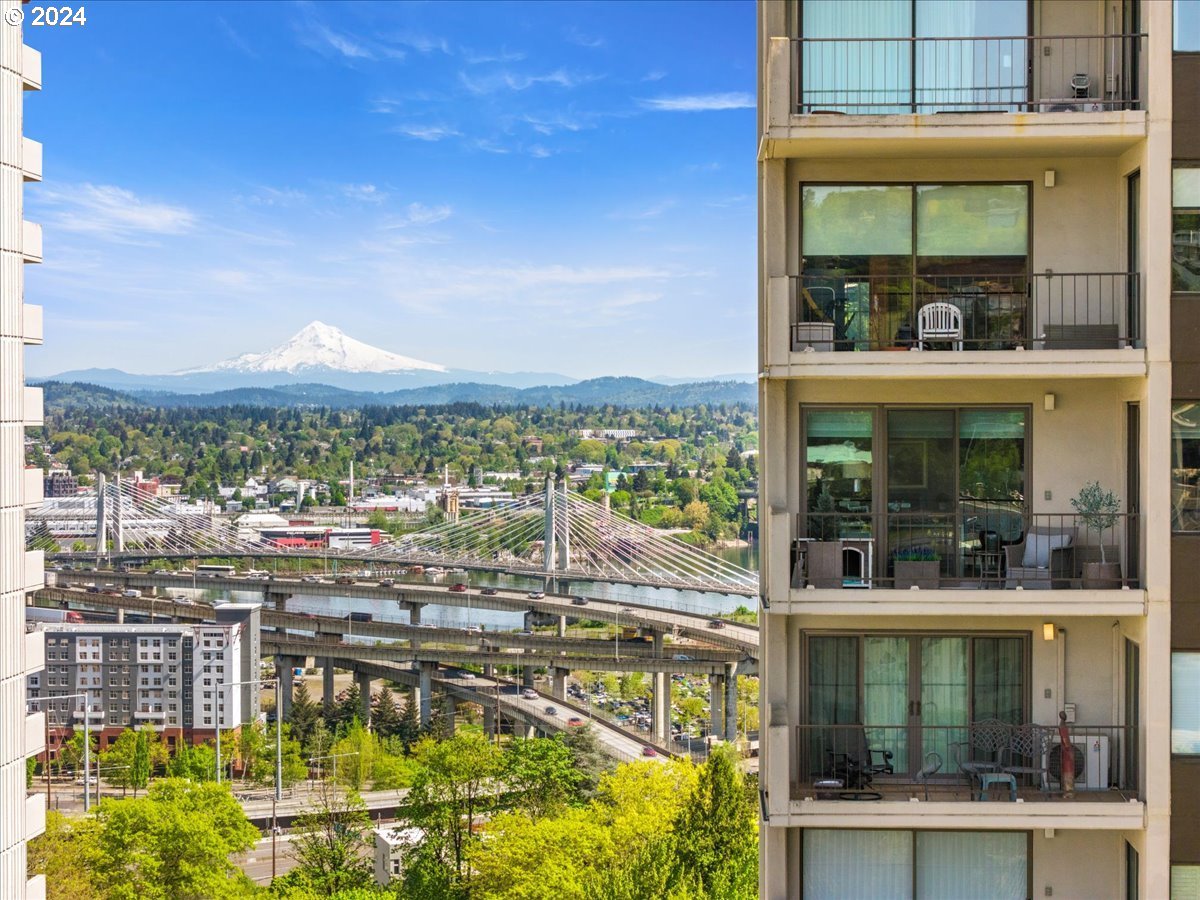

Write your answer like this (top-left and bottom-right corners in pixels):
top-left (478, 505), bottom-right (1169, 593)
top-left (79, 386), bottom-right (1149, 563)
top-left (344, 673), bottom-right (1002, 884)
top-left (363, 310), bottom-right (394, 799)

top-left (557, 478), bottom-right (570, 571)
top-left (543, 476), bottom-right (557, 574)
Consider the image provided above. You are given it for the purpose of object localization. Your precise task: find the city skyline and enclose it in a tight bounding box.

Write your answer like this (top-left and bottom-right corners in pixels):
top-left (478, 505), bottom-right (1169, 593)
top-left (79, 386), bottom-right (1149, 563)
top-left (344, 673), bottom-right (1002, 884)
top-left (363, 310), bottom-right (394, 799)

top-left (22, 0), bottom-right (755, 381)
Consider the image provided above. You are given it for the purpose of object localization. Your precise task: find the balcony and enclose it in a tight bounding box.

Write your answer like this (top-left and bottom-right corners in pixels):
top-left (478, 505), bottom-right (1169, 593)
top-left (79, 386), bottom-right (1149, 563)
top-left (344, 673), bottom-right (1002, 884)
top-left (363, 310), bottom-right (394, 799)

top-left (23, 467), bottom-right (44, 509)
top-left (779, 723), bottom-right (1143, 830)
top-left (21, 137), bottom-right (42, 183)
top-left (23, 304), bottom-right (43, 345)
top-left (24, 630), bottom-right (45, 675)
top-left (763, 34), bottom-right (1147, 158)
top-left (21, 44), bottom-right (42, 91)
top-left (25, 710), bottom-right (44, 758)
top-left (25, 794), bottom-right (46, 843)
top-left (23, 385), bottom-right (43, 427)
top-left (22, 221), bottom-right (43, 263)
top-left (24, 550), bottom-right (44, 594)
top-left (783, 512), bottom-right (1143, 616)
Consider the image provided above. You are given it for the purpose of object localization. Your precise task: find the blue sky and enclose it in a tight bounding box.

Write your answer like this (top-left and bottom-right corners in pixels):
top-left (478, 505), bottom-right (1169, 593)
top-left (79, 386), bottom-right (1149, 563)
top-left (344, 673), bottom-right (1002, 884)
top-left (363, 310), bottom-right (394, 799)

top-left (23, 0), bottom-right (755, 380)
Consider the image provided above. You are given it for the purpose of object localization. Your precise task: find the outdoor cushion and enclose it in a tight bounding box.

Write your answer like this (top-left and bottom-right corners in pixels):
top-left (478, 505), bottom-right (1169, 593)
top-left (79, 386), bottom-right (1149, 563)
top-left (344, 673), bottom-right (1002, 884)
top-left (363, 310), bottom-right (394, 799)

top-left (1021, 531), bottom-right (1073, 568)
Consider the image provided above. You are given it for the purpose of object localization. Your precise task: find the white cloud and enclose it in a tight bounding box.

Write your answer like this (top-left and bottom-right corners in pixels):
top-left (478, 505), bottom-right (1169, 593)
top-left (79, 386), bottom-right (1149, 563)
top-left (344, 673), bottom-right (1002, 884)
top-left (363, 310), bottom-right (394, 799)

top-left (609, 199), bottom-right (676, 221)
top-left (384, 203), bottom-right (453, 228)
top-left (394, 123), bottom-right (461, 141)
top-left (216, 16), bottom-right (258, 58)
top-left (341, 183), bottom-right (387, 204)
top-left (462, 47), bottom-right (526, 65)
top-left (639, 92), bottom-right (754, 112)
top-left (459, 68), bottom-right (596, 95)
top-left (641, 70), bottom-right (667, 82)
top-left (293, 5), bottom-right (404, 63)
top-left (35, 183), bottom-right (196, 242)
top-left (241, 186), bottom-right (308, 207)
top-left (387, 31), bottom-right (450, 55)
top-left (522, 112), bottom-right (588, 135)
top-left (565, 26), bottom-right (605, 49)
top-left (528, 145), bottom-right (553, 159)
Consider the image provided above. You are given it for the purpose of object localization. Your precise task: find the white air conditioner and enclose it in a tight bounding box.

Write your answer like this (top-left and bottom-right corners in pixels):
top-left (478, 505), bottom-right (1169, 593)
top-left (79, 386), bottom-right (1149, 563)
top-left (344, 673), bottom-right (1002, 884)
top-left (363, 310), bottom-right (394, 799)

top-left (1044, 734), bottom-right (1109, 791)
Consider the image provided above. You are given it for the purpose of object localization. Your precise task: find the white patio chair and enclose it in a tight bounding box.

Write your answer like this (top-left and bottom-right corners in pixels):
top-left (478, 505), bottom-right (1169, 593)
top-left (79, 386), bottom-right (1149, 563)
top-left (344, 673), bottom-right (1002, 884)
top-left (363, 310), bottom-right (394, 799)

top-left (917, 302), bottom-right (964, 351)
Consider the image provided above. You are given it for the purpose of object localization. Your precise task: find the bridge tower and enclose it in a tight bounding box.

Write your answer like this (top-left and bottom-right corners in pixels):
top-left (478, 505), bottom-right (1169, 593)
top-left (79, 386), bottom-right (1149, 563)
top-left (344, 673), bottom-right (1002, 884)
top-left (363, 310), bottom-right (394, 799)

top-left (94, 473), bottom-right (107, 565)
top-left (543, 475), bottom-right (557, 574)
top-left (557, 477), bottom-right (570, 571)
top-left (113, 473), bottom-right (124, 553)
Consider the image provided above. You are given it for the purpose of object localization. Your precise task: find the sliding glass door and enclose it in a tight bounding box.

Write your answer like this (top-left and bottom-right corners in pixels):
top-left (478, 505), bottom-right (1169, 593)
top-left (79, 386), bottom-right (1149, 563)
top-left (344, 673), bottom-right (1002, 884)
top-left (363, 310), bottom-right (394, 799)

top-left (807, 633), bottom-right (1026, 778)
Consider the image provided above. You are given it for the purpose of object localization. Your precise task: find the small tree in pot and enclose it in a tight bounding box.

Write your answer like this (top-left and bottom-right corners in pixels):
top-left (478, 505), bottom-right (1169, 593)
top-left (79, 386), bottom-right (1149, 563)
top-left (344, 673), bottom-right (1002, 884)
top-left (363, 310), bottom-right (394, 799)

top-left (1071, 481), bottom-right (1122, 588)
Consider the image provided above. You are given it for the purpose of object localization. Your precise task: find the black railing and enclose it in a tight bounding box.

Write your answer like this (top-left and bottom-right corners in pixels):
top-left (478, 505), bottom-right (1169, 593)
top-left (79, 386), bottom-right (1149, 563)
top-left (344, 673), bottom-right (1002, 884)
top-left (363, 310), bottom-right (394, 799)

top-left (792, 273), bottom-right (1140, 352)
top-left (793, 34), bottom-right (1145, 115)
top-left (793, 723), bottom-right (1138, 801)
top-left (795, 511), bottom-right (1141, 589)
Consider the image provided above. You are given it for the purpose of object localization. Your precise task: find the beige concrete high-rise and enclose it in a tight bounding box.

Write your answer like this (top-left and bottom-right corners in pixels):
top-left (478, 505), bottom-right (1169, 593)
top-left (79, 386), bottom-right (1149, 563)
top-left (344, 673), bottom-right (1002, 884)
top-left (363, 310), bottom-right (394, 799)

top-left (1, 1), bottom-right (46, 896)
top-left (757, 1), bottom-right (1193, 896)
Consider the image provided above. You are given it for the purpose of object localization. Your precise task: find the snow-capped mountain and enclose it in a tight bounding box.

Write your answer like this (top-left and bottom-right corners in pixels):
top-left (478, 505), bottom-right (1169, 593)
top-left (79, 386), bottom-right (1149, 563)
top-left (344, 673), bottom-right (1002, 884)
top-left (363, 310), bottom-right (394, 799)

top-left (182, 321), bottom-right (447, 375)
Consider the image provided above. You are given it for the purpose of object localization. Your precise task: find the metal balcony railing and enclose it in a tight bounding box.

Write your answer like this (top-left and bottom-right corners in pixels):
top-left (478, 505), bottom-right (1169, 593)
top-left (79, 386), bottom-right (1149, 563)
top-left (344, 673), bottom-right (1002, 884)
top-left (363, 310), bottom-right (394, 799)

top-left (793, 34), bottom-right (1145, 115)
top-left (796, 511), bottom-right (1141, 589)
top-left (792, 723), bottom-right (1138, 802)
top-left (792, 273), bottom-right (1140, 352)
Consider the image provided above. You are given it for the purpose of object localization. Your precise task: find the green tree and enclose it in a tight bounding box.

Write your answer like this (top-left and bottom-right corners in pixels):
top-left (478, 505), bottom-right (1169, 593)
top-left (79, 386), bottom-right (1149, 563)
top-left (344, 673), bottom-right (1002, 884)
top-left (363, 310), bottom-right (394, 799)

top-left (671, 748), bottom-right (757, 898)
top-left (288, 680), bottom-right (322, 751)
top-left (60, 730), bottom-right (97, 778)
top-left (503, 738), bottom-right (583, 819)
top-left (99, 729), bottom-right (139, 797)
top-left (131, 728), bottom-right (151, 796)
top-left (276, 784), bottom-right (375, 897)
top-left (370, 685), bottom-right (402, 738)
top-left (28, 810), bottom-right (102, 900)
top-left (556, 725), bottom-right (613, 798)
top-left (408, 732), bottom-right (503, 884)
top-left (83, 779), bottom-right (260, 900)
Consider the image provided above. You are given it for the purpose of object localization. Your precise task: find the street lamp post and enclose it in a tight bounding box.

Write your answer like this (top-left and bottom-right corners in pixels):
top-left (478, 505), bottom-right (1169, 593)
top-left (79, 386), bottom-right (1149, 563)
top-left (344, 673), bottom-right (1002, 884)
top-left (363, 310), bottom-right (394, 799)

top-left (26, 692), bottom-right (91, 811)
top-left (221, 677), bottom-right (282, 880)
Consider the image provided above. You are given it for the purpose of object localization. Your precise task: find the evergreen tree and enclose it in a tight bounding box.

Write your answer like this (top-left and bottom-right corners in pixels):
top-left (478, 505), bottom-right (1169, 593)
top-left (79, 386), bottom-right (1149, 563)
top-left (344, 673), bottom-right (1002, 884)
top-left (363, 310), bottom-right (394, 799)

top-left (329, 681), bottom-right (361, 735)
top-left (671, 747), bottom-right (757, 897)
top-left (396, 691), bottom-right (421, 752)
top-left (371, 685), bottom-right (402, 738)
top-left (288, 680), bottom-right (322, 750)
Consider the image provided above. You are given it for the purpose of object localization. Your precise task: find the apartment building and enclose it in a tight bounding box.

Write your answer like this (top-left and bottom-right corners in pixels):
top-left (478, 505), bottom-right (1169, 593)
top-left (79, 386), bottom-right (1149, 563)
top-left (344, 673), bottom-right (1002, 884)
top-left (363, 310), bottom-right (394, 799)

top-left (1, 2), bottom-right (46, 896)
top-left (757, 1), bottom-right (1195, 896)
top-left (26, 605), bottom-right (260, 756)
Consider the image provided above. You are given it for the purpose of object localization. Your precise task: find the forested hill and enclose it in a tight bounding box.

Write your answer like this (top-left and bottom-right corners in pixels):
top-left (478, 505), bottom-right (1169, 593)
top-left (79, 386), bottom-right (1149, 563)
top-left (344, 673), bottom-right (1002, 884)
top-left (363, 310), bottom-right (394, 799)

top-left (39, 377), bottom-right (755, 410)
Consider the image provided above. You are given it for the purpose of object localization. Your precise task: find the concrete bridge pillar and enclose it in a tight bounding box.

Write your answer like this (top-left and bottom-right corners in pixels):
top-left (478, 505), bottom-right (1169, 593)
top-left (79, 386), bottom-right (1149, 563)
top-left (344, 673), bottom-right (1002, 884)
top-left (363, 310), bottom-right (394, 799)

top-left (557, 615), bottom-right (567, 638)
top-left (276, 658), bottom-right (295, 721)
top-left (322, 661), bottom-right (335, 710)
top-left (522, 664), bottom-right (535, 690)
top-left (418, 662), bottom-right (433, 728)
top-left (442, 694), bottom-right (456, 736)
top-left (652, 631), bottom-right (664, 655)
top-left (483, 663), bottom-right (494, 679)
top-left (550, 667), bottom-right (567, 700)
top-left (724, 663), bottom-right (738, 742)
top-left (652, 671), bottom-right (671, 744)
top-left (266, 590), bottom-right (289, 611)
top-left (709, 672), bottom-right (725, 741)
top-left (116, 607), bottom-right (124, 624)
top-left (407, 602), bottom-right (423, 625)
top-left (483, 704), bottom-right (495, 738)
top-left (523, 610), bottom-right (536, 631)
top-left (355, 671), bottom-right (372, 723)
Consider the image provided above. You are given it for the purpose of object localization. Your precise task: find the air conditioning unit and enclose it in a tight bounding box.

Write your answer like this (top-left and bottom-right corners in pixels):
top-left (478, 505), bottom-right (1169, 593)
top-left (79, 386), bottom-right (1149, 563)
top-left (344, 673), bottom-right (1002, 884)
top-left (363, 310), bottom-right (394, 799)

top-left (1044, 734), bottom-right (1109, 790)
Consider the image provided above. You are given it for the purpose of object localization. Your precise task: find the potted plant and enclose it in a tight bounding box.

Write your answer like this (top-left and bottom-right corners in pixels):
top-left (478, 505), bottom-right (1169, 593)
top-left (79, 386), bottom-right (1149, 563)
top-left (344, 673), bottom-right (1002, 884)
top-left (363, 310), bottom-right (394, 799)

top-left (804, 486), bottom-right (844, 589)
top-left (1071, 481), bottom-right (1122, 588)
top-left (893, 546), bottom-right (940, 589)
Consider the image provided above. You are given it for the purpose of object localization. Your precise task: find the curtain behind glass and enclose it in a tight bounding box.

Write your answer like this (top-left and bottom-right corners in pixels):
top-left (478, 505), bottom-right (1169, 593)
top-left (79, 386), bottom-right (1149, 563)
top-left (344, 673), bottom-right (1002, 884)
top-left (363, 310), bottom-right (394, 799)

top-left (959, 409), bottom-right (1026, 542)
top-left (972, 637), bottom-right (1024, 723)
top-left (804, 830), bottom-right (914, 900)
top-left (809, 637), bottom-right (859, 776)
top-left (865, 636), bottom-right (910, 772)
top-left (1171, 401), bottom-right (1200, 532)
top-left (915, 832), bottom-right (1026, 899)
top-left (802, 0), bottom-right (911, 113)
top-left (915, 0), bottom-right (1028, 112)
top-left (806, 409), bottom-right (873, 541)
top-left (920, 637), bottom-right (969, 772)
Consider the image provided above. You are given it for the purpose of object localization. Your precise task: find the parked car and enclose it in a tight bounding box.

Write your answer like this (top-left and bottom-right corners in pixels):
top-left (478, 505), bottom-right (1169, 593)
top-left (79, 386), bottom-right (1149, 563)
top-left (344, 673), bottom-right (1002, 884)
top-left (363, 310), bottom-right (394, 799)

top-left (566, 717), bottom-right (585, 727)
top-left (641, 746), bottom-right (658, 757)
top-left (571, 596), bottom-right (589, 606)
top-left (449, 583), bottom-right (468, 593)
top-left (481, 587), bottom-right (499, 596)
top-left (707, 619), bottom-right (726, 629)
top-left (522, 688), bottom-right (538, 700)
top-left (528, 590), bottom-right (545, 599)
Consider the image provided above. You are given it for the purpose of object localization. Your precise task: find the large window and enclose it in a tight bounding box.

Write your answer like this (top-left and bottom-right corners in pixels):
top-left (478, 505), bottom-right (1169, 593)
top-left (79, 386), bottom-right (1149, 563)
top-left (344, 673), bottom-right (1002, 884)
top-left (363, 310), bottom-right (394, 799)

top-left (1171, 401), bottom-right (1200, 532)
top-left (800, 0), bottom-right (1029, 113)
top-left (1174, 168), bottom-right (1200, 292)
top-left (1173, 866), bottom-right (1200, 898)
top-left (801, 184), bottom-right (1029, 349)
top-left (1172, 652), bottom-right (1200, 754)
top-left (802, 830), bottom-right (1027, 899)
top-left (1177, 1), bottom-right (1200, 52)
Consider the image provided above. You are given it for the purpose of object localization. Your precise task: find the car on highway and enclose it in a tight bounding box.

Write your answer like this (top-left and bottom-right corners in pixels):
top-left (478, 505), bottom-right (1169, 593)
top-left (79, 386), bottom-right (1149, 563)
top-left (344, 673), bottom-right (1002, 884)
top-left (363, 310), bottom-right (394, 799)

top-left (527, 590), bottom-right (545, 599)
top-left (413, 623), bottom-right (436, 629)
top-left (571, 596), bottom-right (589, 606)
top-left (672, 654), bottom-right (694, 661)
top-left (458, 671), bottom-right (476, 679)
top-left (335, 576), bottom-right (355, 585)
top-left (544, 705), bottom-right (558, 716)
top-left (515, 630), bottom-right (533, 636)
top-left (378, 579), bottom-right (395, 587)
top-left (449, 583), bottom-right (468, 592)
top-left (301, 575), bottom-right (320, 583)
top-left (521, 688), bottom-right (538, 699)
top-left (172, 595), bottom-right (194, 605)
top-left (464, 625), bottom-right (481, 633)
top-left (641, 746), bottom-right (658, 757)
top-left (707, 619), bottom-right (727, 629)
top-left (566, 717), bottom-right (585, 727)
top-left (480, 587), bottom-right (499, 596)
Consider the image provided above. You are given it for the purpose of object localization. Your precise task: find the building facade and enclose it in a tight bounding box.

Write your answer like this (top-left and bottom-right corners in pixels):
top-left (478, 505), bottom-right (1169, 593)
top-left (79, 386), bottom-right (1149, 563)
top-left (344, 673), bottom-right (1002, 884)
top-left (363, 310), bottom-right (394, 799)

top-left (26, 605), bottom-right (260, 756)
top-left (1, 3), bottom-right (45, 896)
top-left (758, 1), bottom-right (1192, 896)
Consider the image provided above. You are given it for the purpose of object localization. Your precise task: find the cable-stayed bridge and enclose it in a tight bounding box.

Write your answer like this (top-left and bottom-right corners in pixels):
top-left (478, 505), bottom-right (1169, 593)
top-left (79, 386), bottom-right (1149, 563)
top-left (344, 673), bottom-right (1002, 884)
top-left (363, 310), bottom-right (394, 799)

top-left (28, 475), bottom-right (758, 596)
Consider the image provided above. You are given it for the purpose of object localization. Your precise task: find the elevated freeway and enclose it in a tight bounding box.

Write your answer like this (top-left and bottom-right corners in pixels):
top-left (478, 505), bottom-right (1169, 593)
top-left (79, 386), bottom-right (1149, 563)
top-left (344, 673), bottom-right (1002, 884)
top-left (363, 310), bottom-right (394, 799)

top-left (57, 569), bottom-right (759, 657)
